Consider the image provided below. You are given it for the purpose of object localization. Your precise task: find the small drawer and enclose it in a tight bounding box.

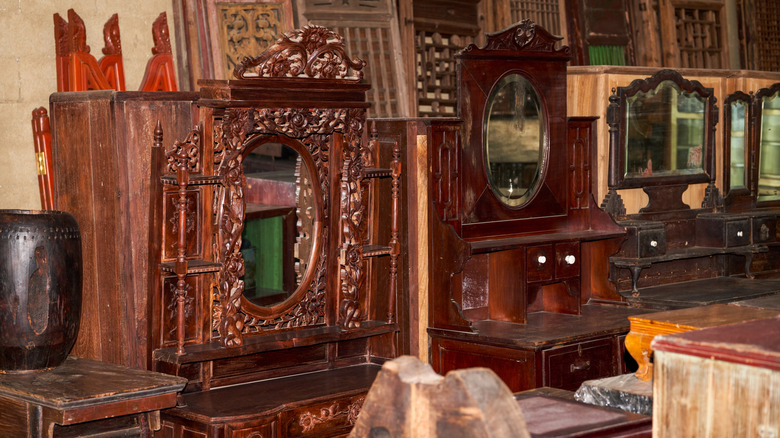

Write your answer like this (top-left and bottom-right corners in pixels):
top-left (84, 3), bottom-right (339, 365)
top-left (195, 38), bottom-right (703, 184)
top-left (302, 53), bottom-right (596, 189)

top-left (696, 214), bottom-right (751, 248)
top-left (227, 418), bottom-right (277, 438)
top-left (752, 215), bottom-right (777, 244)
top-left (618, 220), bottom-right (666, 258)
top-left (554, 241), bottom-right (580, 279)
top-left (282, 394), bottom-right (365, 437)
top-left (543, 338), bottom-right (617, 391)
top-left (725, 219), bottom-right (751, 247)
top-left (527, 244), bottom-right (553, 282)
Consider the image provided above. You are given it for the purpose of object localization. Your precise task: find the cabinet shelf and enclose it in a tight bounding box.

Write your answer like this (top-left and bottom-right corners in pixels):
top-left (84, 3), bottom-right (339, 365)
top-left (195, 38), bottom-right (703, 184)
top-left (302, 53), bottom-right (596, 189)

top-left (364, 167), bottom-right (392, 179)
top-left (160, 259), bottom-right (221, 275)
top-left (363, 244), bottom-right (392, 257)
top-left (160, 174), bottom-right (222, 185)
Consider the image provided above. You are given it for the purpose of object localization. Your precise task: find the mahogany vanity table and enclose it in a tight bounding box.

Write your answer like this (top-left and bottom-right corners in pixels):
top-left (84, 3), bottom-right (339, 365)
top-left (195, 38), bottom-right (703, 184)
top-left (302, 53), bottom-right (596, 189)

top-left (424, 20), bottom-right (643, 394)
top-left (0, 356), bottom-right (186, 437)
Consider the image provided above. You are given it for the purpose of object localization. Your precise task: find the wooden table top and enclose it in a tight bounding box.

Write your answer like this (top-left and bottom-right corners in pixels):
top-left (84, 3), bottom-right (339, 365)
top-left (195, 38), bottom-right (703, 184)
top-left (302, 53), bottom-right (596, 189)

top-left (628, 303), bottom-right (780, 330)
top-left (0, 356), bottom-right (186, 410)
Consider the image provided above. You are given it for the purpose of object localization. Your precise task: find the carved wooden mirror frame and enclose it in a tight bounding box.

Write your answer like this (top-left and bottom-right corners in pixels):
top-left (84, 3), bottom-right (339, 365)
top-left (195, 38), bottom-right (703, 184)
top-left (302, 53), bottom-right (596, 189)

top-left (201, 25), bottom-right (370, 348)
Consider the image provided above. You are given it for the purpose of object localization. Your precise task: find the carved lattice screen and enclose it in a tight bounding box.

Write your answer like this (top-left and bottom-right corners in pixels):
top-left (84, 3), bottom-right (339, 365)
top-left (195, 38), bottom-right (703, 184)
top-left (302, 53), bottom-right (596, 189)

top-left (509, 0), bottom-right (562, 35)
top-left (415, 31), bottom-right (474, 117)
top-left (297, 0), bottom-right (410, 118)
top-left (738, 0), bottom-right (780, 71)
top-left (663, 1), bottom-right (728, 69)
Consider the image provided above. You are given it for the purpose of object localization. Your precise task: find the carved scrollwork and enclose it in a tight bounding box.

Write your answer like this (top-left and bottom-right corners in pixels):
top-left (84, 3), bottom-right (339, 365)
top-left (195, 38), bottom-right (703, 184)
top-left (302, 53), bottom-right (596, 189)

top-left (213, 105), bottom-right (369, 344)
top-left (339, 109), bottom-right (366, 329)
top-left (151, 12), bottom-right (172, 55)
top-left (233, 24), bottom-right (365, 81)
top-left (298, 398), bottom-right (365, 434)
top-left (463, 19), bottom-right (570, 56)
top-left (166, 128), bottom-right (201, 175)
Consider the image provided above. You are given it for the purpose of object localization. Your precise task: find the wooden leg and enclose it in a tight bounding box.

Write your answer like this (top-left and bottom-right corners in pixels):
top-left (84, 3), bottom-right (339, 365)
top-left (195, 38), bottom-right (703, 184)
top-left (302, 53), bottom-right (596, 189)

top-left (624, 329), bottom-right (653, 381)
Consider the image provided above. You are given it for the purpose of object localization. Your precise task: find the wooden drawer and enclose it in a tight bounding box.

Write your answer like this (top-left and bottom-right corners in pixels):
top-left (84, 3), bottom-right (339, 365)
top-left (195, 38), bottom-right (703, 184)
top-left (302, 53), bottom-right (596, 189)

top-left (527, 244), bottom-right (554, 282)
top-left (696, 214), bottom-right (751, 248)
top-left (430, 337), bottom-right (536, 392)
top-left (752, 215), bottom-right (777, 244)
top-left (554, 241), bottom-right (580, 279)
top-left (618, 220), bottom-right (666, 258)
top-left (226, 418), bottom-right (277, 438)
top-left (543, 337), bottom-right (618, 391)
top-left (281, 394), bottom-right (365, 437)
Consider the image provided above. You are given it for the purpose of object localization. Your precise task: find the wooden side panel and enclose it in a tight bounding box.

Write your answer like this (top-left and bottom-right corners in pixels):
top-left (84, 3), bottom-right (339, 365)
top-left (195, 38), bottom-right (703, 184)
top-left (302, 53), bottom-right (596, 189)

top-left (654, 350), bottom-right (780, 437)
top-left (0, 397), bottom-right (30, 436)
top-left (50, 92), bottom-right (199, 369)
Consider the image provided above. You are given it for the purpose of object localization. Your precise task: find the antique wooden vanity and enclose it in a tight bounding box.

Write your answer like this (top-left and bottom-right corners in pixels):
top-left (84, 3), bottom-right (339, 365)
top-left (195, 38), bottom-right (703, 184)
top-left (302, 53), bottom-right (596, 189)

top-left (143, 26), bottom-right (401, 437)
top-left (600, 70), bottom-right (780, 309)
top-left (423, 20), bottom-right (644, 393)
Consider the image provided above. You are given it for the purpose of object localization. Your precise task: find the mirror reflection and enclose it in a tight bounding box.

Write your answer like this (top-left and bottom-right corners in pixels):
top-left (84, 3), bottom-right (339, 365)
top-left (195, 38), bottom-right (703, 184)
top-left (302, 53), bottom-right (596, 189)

top-left (625, 80), bottom-right (706, 178)
top-left (728, 100), bottom-right (748, 191)
top-left (484, 74), bottom-right (544, 207)
top-left (759, 90), bottom-right (780, 199)
top-left (241, 142), bottom-right (314, 308)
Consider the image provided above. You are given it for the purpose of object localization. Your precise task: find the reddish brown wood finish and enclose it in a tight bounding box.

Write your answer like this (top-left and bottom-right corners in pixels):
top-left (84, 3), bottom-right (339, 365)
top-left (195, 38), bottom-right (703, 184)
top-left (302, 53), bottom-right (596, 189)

top-left (423, 20), bottom-right (631, 394)
top-left (0, 356), bottom-right (185, 437)
top-left (31, 107), bottom-right (54, 210)
top-left (97, 13), bottom-right (126, 91)
top-left (50, 91), bottom-right (200, 369)
top-left (149, 26), bottom-right (400, 437)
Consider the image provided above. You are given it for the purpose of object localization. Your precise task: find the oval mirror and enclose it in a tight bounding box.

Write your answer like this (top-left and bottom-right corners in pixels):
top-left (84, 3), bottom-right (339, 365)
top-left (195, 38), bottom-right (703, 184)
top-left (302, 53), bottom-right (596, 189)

top-left (484, 74), bottom-right (545, 207)
top-left (240, 141), bottom-right (318, 309)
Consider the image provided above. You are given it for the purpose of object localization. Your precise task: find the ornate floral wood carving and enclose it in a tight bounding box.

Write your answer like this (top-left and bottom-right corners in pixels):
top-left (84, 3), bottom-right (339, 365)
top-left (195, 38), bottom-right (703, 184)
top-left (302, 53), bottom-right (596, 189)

top-left (67, 9), bottom-right (90, 53)
top-left (54, 14), bottom-right (69, 57)
top-left (216, 3), bottom-right (287, 80)
top-left (463, 19), bottom-right (570, 56)
top-left (213, 104), bottom-right (365, 345)
top-left (233, 25), bottom-right (365, 80)
top-left (298, 397), bottom-right (364, 433)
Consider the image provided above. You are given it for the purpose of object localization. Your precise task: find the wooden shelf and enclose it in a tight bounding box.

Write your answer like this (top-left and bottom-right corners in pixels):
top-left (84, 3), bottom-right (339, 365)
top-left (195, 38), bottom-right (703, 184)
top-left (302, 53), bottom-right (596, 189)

top-left (153, 321), bottom-right (399, 365)
top-left (364, 167), bottom-right (392, 179)
top-left (470, 230), bottom-right (626, 254)
top-left (161, 174), bottom-right (222, 185)
top-left (363, 244), bottom-right (391, 257)
top-left (160, 259), bottom-right (221, 275)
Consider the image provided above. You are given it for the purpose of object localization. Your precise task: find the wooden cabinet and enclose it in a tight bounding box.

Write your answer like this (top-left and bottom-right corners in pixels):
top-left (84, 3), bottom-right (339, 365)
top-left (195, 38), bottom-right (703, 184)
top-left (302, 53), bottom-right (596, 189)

top-left (50, 90), bottom-right (200, 369)
top-left (148, 26), bottom-right (400, 437)
top-left (420, 20), bottom-right (639, 393)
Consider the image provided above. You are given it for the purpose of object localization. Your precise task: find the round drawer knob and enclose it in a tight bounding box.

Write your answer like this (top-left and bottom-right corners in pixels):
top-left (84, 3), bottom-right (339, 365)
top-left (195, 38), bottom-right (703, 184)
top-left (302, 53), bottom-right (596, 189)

top-left (565, 255), bottom-right (576, 265)
top-left (737, 230), bottom-right (744, 237)
top-left (650, 240), bottom-right (658, 247)
top-left (537, 255), bottom-right (547, 264)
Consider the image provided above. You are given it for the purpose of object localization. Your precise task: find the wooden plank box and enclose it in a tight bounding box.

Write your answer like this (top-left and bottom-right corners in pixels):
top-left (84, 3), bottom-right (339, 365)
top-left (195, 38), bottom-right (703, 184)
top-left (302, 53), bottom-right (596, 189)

top-left (652, 317), bottom-right (780, 438)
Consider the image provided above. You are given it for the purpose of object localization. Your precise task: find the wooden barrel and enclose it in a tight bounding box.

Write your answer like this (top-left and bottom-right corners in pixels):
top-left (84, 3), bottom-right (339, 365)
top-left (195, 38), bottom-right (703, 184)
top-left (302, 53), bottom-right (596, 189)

top-left (0, 210), bottom-right (82, 372)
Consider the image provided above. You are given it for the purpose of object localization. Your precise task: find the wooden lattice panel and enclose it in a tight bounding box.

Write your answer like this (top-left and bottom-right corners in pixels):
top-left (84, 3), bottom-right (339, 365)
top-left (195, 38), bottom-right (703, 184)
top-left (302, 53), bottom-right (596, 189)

top-left (510, 0), bottom-right (562, 35)
top-left (298, 0), bottom-right (409, 118)
top-left (215, 3), bottom-right (288, 80)
top-left (416, 31), bottom-right (473, 117)
top-left (673, 4), bottom-right (726, 69)
top-left (740, 0), bottom-right (780, 71)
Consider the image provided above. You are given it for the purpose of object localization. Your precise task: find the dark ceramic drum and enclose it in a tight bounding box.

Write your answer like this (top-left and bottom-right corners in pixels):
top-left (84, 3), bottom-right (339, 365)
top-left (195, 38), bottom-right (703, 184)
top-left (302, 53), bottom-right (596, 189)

top-left (0, 210), bottom-right (82, 372)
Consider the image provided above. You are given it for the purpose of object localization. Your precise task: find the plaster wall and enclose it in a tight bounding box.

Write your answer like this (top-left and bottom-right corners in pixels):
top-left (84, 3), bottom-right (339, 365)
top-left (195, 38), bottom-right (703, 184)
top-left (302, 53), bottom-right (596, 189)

top-left (0, 0), bottom-right (176, 210)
